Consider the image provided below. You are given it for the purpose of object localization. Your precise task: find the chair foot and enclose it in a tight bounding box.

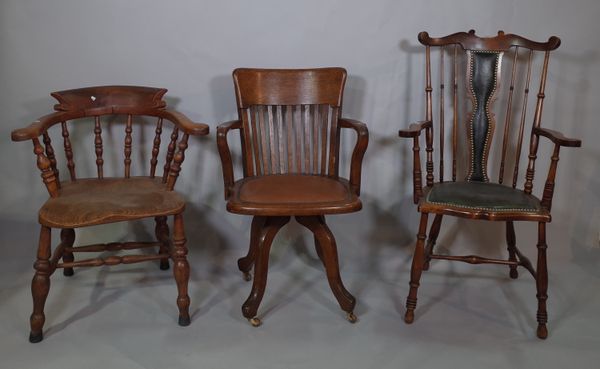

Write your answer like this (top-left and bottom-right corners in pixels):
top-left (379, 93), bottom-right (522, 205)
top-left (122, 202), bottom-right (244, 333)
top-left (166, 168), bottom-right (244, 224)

top-left (509, 269), bottom-right (519, 279)
top-left (160, 260), bottom-right (170, 270)
top-left (29, 331), bottom-right (43, 343)
top-left (178, 315), bottom-right (191, 327)
top-left (346, 312), bottom-right (357, 323)
top-left (63, 268), bottom-right (74, 277)
top-left (404, 309), bottom-right (415, 324)
top-left (422, 261), bottom-right (430, 271)
top-left (242, 272), bottom-right (252, 281)
top-left (537, 324), bottom-right (548, 339)
top-left (248, 317), bottom-right (262, 327)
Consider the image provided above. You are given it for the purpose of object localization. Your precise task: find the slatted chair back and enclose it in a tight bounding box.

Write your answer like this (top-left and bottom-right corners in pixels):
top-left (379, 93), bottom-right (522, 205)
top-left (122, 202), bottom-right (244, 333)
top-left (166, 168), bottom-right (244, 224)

top-left (232, 68), bottom-right (346, 178)
top-left (11, 86), bottom-right (206, 197)
top-left (417, 30), bottom-right (561, 195)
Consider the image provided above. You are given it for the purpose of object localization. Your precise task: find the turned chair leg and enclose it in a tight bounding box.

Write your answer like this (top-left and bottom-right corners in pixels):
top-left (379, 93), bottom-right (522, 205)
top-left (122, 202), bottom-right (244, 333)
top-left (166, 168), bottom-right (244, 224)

top-left (61, 229), bottom-right (75, 277)
top-left (30, 226), bottom-right (53, 343)
top-left (172, 213), bottom-right (190, 326)
top-left (405, 212), bottom-right (429, 324)
top-left (296, 216), bottom-right (357, 323)
top-left (536, 222), bottom-right (549, 339)
top-left (242, 216), bottom-right (290, 326)
top-left (155, 216), bottom-right (170, 270)
top-left (423, 214), bottom-right (443, 271)
top-left (506, 221), bottom-right (519, 279)
top-left (238, 216), bottom-right (267, 281)
top-left (312, 215), bottom-right (326, 264)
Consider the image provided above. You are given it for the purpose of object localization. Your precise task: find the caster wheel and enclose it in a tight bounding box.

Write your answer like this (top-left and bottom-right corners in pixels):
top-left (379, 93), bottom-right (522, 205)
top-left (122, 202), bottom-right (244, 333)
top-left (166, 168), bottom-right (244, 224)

top-left (242, 272), bottom-right (252, 281)
top-left (249, 317), bottom-right (261, 327)
top-left (509, 269), bottom-right (519, 279)
top-left (63, 268), bottom-right (74, 277)
top-left (29, 331), bottom-right (43, 343)
top-left (178, 316), bottom-right (191, 327)
top-left (346, 312), bottom-right (357, 323)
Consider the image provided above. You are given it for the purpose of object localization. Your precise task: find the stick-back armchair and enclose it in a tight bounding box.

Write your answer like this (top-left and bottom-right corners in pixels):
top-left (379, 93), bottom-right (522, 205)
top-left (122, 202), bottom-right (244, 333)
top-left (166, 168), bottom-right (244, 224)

top-left (11, 85), bottom-right (209, 342)
top-left (398, 31), bottom-right (581, 339)
top-left (217, 68), bottom-right (368, 326)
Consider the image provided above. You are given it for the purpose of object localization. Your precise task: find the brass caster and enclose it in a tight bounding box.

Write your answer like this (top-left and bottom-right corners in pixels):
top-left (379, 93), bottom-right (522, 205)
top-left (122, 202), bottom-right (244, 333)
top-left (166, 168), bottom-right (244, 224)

top-left (404, 309), bottom-right (415, 324)
top-left (537, 324), bottom-right (548, 339)
top-left (242, 272), bottom-right (252, 281)
top-left (249, 317), bottom-right (261, 327)
top-left (346, 312), bottom-right (357, 323)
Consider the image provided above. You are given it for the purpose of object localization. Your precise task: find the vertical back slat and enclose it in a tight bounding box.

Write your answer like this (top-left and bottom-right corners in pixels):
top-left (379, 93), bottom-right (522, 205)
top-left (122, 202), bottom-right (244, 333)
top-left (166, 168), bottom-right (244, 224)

top-left (425, 45), bottom-right (434, 186)
top-left (267, 105), bottom-right (278, 174)
top-left (439, 46), bottom-right (445, 182)
top-left (61, 121), bottom-right (76, 181)
top-left (163, 126), bottom-right (179, 183)
top-left (94, 116), bottom-right (104, 178)
top-left (327, 106), bottom-right (338, 176)
top-left (498, 47), bottom-right (519, 184)
top-left (150, 117), bottom-right (162, 178)
top-left (124, 114), bottom-right (133, 178)
top-left (524, 50), bottom-right (551, 194)
top-left (452, 45), bottom-right (458, 182)
top-left (285, 105), bottom-right (294, 172)
top-left (304, 104), bottom-right (312, 173)
top-left (258, 105), bottom-right (270, 175)
top-left (512, 50), bottom-right (533, 188)
top-left (294, 105), bottom-right (303, 172)
top-left (311, 104), bottom-right (319, 174)
top-left (320, 104), bottom-right (328, 175)
top-left (276, 105), bottom-right (286, 173)
top-left (240, 108), bottom-right (255, 177)
top-left (248, 107), bottom-right (261, 175)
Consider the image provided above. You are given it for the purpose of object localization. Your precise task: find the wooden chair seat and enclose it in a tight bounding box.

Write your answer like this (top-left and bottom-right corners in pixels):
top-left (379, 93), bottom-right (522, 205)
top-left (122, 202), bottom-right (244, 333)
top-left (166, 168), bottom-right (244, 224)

top-left (227, 175), bottom-right (361, 216)
top-left (419, 181), bottom-right (550, 221)
top-left (39, 177), bottom-right (186, 228)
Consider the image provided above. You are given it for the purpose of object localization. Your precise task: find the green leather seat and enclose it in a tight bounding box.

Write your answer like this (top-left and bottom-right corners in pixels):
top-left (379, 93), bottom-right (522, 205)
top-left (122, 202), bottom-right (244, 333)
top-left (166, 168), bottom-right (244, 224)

top-left (424, 181), bottom-right (542, 213)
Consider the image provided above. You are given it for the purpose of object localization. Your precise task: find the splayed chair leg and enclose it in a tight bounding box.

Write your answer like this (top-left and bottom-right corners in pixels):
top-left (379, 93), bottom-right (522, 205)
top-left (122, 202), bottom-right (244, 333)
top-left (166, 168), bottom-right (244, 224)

top-left (61, 228), bottom-right (75, 276)
top-left (172, 213), bottom-right (190, 326)
top-left (536, 222), bottom-right (549, 339)
top-left (296, 215), bottom-right (357, 323)
top-left (405, 212), bottom-right (429, 324)
top-left (238, 216), bottom-right (267, 281)
top-left (155, 216), bottom-right (170, 270)
top-left (241, 216), bottom-right (290, 326)
top-left (506, 221), bottom-right (519, 279)
top-left (423, 214), bottom-right (442, 271)
top-left (30, 226), bottom-right (53, 343)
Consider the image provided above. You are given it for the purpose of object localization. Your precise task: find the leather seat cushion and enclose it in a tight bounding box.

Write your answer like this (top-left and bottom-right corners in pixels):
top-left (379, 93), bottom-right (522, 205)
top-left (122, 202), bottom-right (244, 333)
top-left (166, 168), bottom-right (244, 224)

top-left (39, 177), bottom-right (185, 228)
top-left (425, 181), bottom-right (542, 212)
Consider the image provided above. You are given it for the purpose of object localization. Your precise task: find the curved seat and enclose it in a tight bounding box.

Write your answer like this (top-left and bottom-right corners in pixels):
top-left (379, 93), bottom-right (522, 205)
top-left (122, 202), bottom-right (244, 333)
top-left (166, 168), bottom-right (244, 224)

top-left (39, 177), bottom-right (185, 228)
top-left (227, 174), bottom-right (361, 216)
top-left (419, 181), bottom-right (550, 221)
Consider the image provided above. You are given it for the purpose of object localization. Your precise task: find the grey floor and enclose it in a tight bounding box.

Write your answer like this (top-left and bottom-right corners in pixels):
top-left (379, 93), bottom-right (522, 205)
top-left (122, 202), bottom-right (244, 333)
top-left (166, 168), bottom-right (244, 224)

top-left (1, 209), bottom-right (599, 369)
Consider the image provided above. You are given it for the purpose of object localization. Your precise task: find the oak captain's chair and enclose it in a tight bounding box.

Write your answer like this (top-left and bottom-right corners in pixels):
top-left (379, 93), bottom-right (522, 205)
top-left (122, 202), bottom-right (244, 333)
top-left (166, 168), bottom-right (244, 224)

top-left (217, 68), bottom-right (368, 326)
top-left (11, 86), bottom-right (209, 342)
top-left (398, 31), bottom-right (581, 339)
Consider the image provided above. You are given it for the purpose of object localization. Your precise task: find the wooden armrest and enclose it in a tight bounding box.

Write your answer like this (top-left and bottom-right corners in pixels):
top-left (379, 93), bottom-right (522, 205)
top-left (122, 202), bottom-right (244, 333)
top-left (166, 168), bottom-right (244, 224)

top-left (11, 112), bottom-right (77, 141)
top-left (339, 118), bottom-right (369, 195)
top-left (398, 120), bottom-right (432, 138)
top-left (533, 127), bottom-right (581, 147)
top-left (155, 109), bottom-right (209, 136)
top-left (217, 120), bottom-right (242, 199)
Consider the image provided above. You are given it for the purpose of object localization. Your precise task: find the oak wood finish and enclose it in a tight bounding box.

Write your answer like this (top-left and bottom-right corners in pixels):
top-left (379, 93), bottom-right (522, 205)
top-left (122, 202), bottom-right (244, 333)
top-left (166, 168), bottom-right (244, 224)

top-left (12, 85), bottom-right (209, 342)
top-left (217, 68), bottom-right (368, 325)
top-left (399, 31), bottom-right (581, 339)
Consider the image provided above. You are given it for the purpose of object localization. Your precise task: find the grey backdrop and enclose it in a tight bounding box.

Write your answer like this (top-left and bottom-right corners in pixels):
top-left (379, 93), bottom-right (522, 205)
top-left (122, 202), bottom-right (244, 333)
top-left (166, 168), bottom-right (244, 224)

top-left (1, 1), bottom-right (599, 368)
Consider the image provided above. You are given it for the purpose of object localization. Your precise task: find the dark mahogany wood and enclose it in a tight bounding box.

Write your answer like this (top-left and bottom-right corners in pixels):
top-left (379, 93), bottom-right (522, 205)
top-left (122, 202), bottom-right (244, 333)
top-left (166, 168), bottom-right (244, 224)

top-left (217, 68), bottom-right (367, 326)
top-left (399, 31), bottom-right (581, 339)
top-left (11, 85), bottom-right (209, 342)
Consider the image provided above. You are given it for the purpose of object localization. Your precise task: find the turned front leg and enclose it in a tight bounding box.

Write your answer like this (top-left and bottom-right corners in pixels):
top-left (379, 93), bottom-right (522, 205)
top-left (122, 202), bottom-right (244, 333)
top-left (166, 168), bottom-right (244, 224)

top-left (172, 213), bottom-right (190, 326)
top-left (30, 226), bottom-right (53, 343)
top-left (405, 212), bottom-right (429, 324)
